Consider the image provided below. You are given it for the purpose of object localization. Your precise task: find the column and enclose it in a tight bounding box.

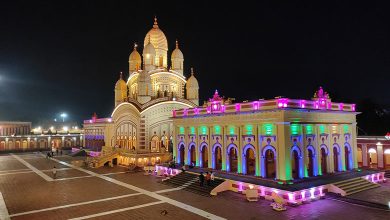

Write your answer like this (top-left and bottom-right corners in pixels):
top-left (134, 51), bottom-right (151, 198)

top-left (276, 123), bottom-right (289, 181)
top-left (351, 123), bottom-right (358, 169)
top-left (362, 144), bottom-right (368, 167)
top-left (222, 125), bottom-right (227, 171)
top-left (377, 143), bottom-right (384, 169)
top-left (237, 125), bottom-right (243, 174)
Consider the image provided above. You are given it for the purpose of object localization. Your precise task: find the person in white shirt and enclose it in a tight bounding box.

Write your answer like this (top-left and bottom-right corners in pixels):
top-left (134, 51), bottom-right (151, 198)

top-left (52, 166), bottom-right (57, 179)
top-left (210, 171), bottom-right (215, 181)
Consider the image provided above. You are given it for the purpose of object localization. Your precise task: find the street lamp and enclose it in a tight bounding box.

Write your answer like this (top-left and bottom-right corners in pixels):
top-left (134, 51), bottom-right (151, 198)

top-left (60, 113), bottom-right (67, 122)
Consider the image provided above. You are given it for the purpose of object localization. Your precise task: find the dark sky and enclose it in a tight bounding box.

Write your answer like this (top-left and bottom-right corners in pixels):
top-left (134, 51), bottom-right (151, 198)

top-left (0, 1), bottom-right (389, 125)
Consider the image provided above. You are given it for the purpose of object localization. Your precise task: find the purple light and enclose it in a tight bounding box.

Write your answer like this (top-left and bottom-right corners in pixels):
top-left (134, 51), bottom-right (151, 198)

top-left (300, 100), bottom-right (306, 108)
top-left (193, 108), bottom-right (200, 115)
top-left (183, 109), bottom-right (188, 116)
top-left (351, 104), bottom-right (356, 111)
top-left (288, 193), bottom-right (295, 201)
top-left (339, 103), bottom-right (344, 110)
top-left (207, 106), bottom-right (211, 114)
top-left (235, 103), bottom-right (241, 112)
top-left (314, 101), bottom-right (319, 109)
top-left (172, 110), bottom-right (176, 117)
top-left (277, 98), bottom-right (288, 108)
top-left (252, 101), bottom-right (259, 110)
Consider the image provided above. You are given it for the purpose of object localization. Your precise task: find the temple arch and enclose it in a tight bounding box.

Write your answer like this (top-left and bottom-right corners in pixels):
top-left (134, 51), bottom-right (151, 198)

top-left (199, 143), bottom-right (208, 168)
top-left (261, 145), bottom-right (277, 179)
top-left (306, 145), bottom-right (317, 177)
top-left (226, 144), bottom-right (238, 172)
top-left (344, 142), bottom-right (353, 170)
top-left (333, 144), bottom-right (342, 172)
top-left (320, 144), bottom-right (329, 174)
top-left (291, 145), bottom-right (304, 179)
top-left (187, 142), bottom-right (196, 166)
top-left (242, 144), bottom-right (256, 175)
top-left (212, 143), bottom-right (222, 170)
top-left (177, 142), bottom-right (185, 165)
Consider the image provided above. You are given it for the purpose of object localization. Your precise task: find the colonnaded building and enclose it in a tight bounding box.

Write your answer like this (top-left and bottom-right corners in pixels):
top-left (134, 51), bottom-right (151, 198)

top-left (84, 18), bottom-right (199, 167)
top-left (172, 88), bottom-right (359, 182)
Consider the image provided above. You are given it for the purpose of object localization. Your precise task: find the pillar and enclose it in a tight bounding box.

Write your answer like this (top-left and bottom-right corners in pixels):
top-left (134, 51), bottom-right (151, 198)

top-left (237, 125), bottom-right (243, 174)
top-left (276, 123), bottom-right (289, 181)
top-left (362, 144), bottom-right (368, 167)
top-left (377, 143), bottom-right (384, 169)
top-left (222, 126), bottom-right (227, 171)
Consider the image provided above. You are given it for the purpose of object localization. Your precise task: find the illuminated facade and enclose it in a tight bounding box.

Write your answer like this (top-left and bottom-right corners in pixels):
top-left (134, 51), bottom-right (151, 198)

top-left (357, 136), bottom-right (390, 169)
top-left (83, 18), bottom-right (199, 167)
top-left (0, 122), bottom-right (83, 151)
top-left (172, 88), bottom-right (359, 182)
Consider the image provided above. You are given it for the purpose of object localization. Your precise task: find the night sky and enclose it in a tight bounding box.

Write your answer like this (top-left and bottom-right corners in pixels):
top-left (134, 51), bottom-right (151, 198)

top-left (0, 1), bottom-right (389, 132)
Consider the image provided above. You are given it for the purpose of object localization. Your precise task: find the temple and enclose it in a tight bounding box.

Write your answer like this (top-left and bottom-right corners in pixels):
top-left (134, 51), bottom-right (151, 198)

top-left (172, 88), bottom-right (359, 182)
top-left (83, 17), bottom-right (199, 167)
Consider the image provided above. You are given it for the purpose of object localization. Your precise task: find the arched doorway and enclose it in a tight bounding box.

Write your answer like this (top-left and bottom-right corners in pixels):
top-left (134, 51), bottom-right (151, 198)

top-left (321, 146), bottom-right (328, 174)
top-left (368, 148), bottom-right (377, 168)
top-left (178, 144), bottom-right (185, 165)
top-left (333, 145), bottom-right (340, 172)
top-left (227, 145), bottom-right (238, 173)
top-left (242, 145), bottom-right (256, 175)
top-left (188, 144), bottom-right (196, 166)
top-left (264, 149), bottom-right (276, 179)
top-left (344, 144), bottom-right (352, 170)
top-left (201, 145), bottom-right (208, 168)
top-left (291, 148), bottom-right (300, 179)
top-left (213, 145), bottom-right (222, 170)
top-left (307, 148), bottom-right (315, 177)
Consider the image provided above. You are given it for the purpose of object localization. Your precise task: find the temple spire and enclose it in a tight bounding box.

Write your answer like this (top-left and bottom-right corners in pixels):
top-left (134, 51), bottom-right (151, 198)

top-left (175, 39), bottom-right (179, 49)
top-left (191, 67), bottom-right (194, 75)
top-left (153, 16), bottom-right (158, 28)
top-left (119, 71), bottom-right (123, 79)
top-left (133, 43), bottom-right (138, 50)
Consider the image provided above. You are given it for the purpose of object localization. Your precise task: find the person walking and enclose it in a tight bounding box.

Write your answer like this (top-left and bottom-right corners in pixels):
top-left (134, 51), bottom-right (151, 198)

top-left (206, 172), bottom-right (211, 186)
top-left (52, 166), bottom-right (57, 179)
top-left (199, 172), bottom-right (204, 187)
top-left (210, 171), bottom-right (215, 182)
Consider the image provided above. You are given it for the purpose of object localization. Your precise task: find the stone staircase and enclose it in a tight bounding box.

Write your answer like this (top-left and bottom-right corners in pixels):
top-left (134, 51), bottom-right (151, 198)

top-left (161, 172), bottom-right (225, 196)
top-left (331, 177), bottom-right (380, 196)
top-left (88, 152), bottom-right (119, 168)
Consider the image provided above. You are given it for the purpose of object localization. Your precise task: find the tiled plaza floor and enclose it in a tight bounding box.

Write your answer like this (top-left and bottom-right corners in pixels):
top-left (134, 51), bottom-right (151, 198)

top-left (0, 152), bottom-right (389, 220)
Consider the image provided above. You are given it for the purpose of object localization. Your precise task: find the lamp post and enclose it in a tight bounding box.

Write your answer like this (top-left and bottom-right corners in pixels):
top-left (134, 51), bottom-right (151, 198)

top-left (60, 113), bottom-right (67, 122)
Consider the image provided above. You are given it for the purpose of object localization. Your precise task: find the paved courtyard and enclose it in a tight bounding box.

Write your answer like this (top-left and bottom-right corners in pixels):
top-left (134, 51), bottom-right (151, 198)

top-left (0, 153), bottom-right (389, 220)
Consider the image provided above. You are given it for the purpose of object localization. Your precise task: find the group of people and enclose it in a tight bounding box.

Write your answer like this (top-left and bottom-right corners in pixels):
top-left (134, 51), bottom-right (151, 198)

top-left (45, 149), bottom-right (63, 159)
top-left (199, 171), bottom-right (215, 186)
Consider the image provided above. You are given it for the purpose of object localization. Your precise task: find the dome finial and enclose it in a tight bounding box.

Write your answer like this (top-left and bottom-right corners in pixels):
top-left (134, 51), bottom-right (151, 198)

top-left (119, 71), bottom-right (123, 79)
top-left (133, 43), bottom-right (138, 50)
top-left (175, 39), bottom-right (179, 49)
top-left (153, 16), bottom-right (158, 28)
top-left (191, 67), bottom-right (194, 75)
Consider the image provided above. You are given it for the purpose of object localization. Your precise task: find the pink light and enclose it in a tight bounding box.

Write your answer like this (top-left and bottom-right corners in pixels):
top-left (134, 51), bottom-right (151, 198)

top-left (351, 104), bottom-right (356, 111)
top-left (172, 110), bottom-right (176, 117)
top-left (301, 191), bottom-right (306, 200)
top-left (260, 187), bottom-right (265, 196)
top-left (207, 106), bottom-right (211, 113)
top-left (213, 104), bottom-right (217, 110)
top-left (193, 108), bottom-right (200, 115)
top-left (300, 100), bottom-right (306, 108)
top-left (252, 101), bottom-right (259, 110)
top-left (319, 187), bottom-right (323, 196)
top-left (277, 98), bottom-right (288, 108)
top-left (278, 103), bottom-right (283, 107)
top-left (89, 120), bottom-right (92, 123)
top-left (310, 188), bottom-right (315, 199)
top-left (221, 105), bottom-right (226, 112)
top-left (314, 101), bottom-right (319, 109)
top-left (238, 183), bottom-right (243, 192)
top-left (339, 103), bottom-right (344, 110)
top-left (248, 184), bottom-right (254, 189)
top-left (288, 193), bottom-right (295, 201)
top-left (235, 103), bottom-right (241, 112)
top-left (183, 109), bottom-right (188, 116)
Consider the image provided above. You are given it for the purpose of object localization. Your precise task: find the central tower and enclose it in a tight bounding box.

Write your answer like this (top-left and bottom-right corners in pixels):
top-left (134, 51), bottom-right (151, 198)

top-left (144, 17), bottom-right (168, 68)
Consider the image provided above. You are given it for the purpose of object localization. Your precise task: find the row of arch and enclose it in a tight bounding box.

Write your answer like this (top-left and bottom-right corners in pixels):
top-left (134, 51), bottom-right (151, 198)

top-left (0, 138), bottom-right (78, 151)
top-left (177, 141), bottom-right (354, 180)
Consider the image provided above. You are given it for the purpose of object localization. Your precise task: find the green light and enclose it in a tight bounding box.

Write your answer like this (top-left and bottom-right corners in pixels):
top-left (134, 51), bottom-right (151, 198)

top-left (229, 126), bottom-right (235, 135)
top-left (277, 181), bottom-right (284, 185)
top-left (306, 125), bottom-right (313, 134)
top-left (200, 126), bottom-right (207, 135)
top-left (343, 125), bottom-right (349, 133)
top-left (263, 124), bottom-right (273, 135)
top-left (190, 127), bottom-right (195, 135)
top-left (319, 125), bottom-right (325, 134)
top-left (214, 125), bottom-right (221, 135)
top-left (179, 127), bottom-right (185, 134)
top-left (290, 124), bottom-right (300, 135)
top-left (245, 125), bottom-right (253, 135)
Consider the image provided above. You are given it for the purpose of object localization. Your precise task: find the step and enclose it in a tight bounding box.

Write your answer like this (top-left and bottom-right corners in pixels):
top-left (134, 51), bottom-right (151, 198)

top-left (334, 178), bottom-right (363, 187)
top-left (343, 182), bottom-right (375, 192)
top-left (346, 184), bottom-right (380, 195)
top-left (345, 183), bottom-right (379, 193)
top-left (336, 179), bottom-right (366, 188)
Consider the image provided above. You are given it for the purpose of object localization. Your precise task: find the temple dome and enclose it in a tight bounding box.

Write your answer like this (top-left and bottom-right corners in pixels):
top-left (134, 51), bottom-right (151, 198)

top-left (143, 41), bottom-right (156, 56)
top-left (129, 45), bottom-right (141, 61)
top-left (186, 68), bottom-right (199, 88)
top-left (171, 40), bottom-right (184, 60)
top-left (144, 17), bottom-right (168, 52)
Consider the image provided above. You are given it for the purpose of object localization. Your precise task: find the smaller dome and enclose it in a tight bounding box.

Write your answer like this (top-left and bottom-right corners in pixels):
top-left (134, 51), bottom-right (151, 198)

top-left (187, 68), bottom-right (199, 88)
top-left (115, 73), bottom-right (127, 88)
top-left (143, 40), bottom-right (156, 56)
top-left (129, 44), bottom-right (141, 61)
top-left (171, 40), bottom-right (184, 59)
